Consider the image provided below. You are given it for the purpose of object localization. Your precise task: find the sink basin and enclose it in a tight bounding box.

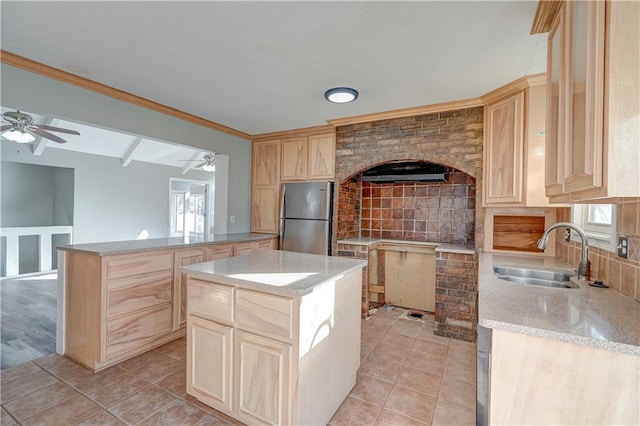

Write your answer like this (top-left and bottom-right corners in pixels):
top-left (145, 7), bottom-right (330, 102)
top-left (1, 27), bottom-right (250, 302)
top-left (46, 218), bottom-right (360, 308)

top-left (493, 266), bottom-right (579, 289)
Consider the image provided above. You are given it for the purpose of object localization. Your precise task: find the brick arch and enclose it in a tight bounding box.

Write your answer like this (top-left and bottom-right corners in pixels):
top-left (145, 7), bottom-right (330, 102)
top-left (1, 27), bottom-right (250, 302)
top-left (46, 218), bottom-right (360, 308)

top-left (340, 159), bottom-right (475, 185)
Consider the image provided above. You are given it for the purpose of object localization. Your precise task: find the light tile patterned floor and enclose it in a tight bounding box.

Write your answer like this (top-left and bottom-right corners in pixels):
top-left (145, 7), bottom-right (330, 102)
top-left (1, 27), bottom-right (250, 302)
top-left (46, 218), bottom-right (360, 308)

top-left (329, 308), bottom-right (476, 425)
top-left (0, 308), bottom-right (476, 425)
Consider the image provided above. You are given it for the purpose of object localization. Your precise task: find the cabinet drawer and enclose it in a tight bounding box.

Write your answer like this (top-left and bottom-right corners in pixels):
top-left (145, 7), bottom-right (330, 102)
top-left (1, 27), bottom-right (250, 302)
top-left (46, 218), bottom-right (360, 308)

top-left (106, 252), bottom-right (173, 280)
top-left (257, 238), bottom-right (277, 250)
top-left (106, 303), bottom-right (172, 358)
top-left (234, 242), bottom-right (256, 256)
top-left (236, 289), bottom-right (294, 341)
top-left (204, 244), bottom-right (234, 261)
top-left (107, 271), bottom-right (172, 318)
top-left (187, 278), bottom-right (234, 323)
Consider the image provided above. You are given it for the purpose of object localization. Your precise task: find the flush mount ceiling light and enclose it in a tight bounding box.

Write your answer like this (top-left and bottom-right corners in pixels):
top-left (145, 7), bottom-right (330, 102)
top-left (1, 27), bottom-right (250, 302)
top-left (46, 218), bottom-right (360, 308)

top-left (324, 87), bottom-right (358, 103)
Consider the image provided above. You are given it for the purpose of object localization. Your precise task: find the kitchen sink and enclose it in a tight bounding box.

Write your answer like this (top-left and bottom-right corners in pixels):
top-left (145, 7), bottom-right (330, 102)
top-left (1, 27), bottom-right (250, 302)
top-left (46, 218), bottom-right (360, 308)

top-left (493, 266), bottom-right (579, 289)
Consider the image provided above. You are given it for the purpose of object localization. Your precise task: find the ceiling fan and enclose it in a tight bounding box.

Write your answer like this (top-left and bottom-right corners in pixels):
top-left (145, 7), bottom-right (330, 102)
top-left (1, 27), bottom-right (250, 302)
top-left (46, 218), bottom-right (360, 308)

top-left (182, 153), bottom-right (216, 172)
top-left (1, 110), bottom-right (81, 144)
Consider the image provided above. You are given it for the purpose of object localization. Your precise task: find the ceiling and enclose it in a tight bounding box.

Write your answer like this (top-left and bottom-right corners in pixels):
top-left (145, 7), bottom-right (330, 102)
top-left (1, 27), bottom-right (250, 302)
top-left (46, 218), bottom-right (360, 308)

top-left (0, 1), bottom-right (546, 137)
top-left (0, 106), bottom-right (216, 172)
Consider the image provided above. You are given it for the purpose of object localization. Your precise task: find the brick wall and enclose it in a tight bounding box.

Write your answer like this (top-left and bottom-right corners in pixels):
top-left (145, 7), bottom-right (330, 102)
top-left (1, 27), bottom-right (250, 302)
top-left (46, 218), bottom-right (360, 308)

top-left (334, 107), bottom-right (484, 248)
top-left (436, 251), bottom-right (478, 342)
top-left (333, 107), bottom-right (483, 341)
top-left (555, 198), bottom-right (640, 302)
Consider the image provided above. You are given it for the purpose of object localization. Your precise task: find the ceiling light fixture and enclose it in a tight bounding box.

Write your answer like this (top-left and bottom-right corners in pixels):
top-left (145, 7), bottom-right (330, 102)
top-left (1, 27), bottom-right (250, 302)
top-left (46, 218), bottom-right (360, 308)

top-left (324, 87), bottom-right (359, 103)
top-left (2, 130), bottom-right (36, 143)
top-left (201, 163), bottom-right (215, 172)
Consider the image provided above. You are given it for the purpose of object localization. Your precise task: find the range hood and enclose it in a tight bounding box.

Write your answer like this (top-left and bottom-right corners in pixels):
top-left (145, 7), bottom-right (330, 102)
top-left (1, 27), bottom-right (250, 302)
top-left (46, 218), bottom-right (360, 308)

top-left (361, 161), bottom-right (449, 183)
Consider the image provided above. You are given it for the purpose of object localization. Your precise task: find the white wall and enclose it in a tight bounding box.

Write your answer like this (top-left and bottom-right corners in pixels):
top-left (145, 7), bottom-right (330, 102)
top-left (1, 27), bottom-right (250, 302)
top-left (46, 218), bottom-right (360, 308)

top-left (1, 64), bottom-right (252, 234)
top-left (1, 148), bottom-right (216, 244)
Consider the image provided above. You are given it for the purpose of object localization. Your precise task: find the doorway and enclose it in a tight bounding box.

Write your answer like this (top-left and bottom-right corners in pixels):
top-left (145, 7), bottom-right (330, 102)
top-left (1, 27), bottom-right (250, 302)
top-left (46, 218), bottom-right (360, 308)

top-left (170, 178), bottom-right (212, 237)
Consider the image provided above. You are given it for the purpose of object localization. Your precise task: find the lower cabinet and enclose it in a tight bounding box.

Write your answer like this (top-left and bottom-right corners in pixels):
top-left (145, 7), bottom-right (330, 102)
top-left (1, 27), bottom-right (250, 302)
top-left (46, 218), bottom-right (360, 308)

top-left (235, 330), bottom-right (292, 425)
top-left (186, 267), bottom-right (362, 425)
top-left (187, 315), bottom-right (233, 412)
top-left (173, 248), bottom-right (205, 330)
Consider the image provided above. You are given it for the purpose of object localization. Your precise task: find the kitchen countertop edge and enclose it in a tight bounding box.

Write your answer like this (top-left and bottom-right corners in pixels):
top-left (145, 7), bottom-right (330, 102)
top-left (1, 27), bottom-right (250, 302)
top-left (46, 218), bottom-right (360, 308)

top-left (183, 250), bottom-right (368, 297)
top-left (57, 232), bottom-right (278, 256)
top-left (337, 237), bottom-right (475, 254)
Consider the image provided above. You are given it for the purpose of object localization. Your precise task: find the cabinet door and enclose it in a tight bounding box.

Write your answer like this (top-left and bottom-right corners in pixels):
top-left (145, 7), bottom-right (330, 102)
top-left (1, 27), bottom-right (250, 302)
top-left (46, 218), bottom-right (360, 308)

top-left (235, 330), bottom-right (292, 426)
top-left (281, 137), bottom-right (308, 181)
top-left (483, 91), bottom-right (524, 205)
top-left (308, 134), bottom-right (335, 180)
top-left (253, 140), bottom-right (280, 186)
top-left (187, 316), bottom-right (233, 413)
top-left (562, 0), bottom-right (605, 194)
top-left (204, 243), bottom-right (234, 261)
top-left (545, 6), bottom-right (565, 197)
top-left (251, 188), bottom-right (280, 233)
top-left (174, 249), bottom-right (204, 329)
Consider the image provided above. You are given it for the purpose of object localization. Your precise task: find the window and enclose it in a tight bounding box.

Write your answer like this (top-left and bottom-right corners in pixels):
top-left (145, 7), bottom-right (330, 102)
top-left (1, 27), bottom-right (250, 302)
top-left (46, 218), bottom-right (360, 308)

top-left (571, 204), bottom-right (616, 251)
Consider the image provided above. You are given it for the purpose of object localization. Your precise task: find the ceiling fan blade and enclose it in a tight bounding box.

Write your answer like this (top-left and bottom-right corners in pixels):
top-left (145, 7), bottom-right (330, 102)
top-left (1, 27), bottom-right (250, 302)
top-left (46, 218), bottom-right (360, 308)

top-left (33, 124), bottom-right (81, 135)
top-left (0, 125), bottom-right (12, 131)
top-left (29, 127), bottom-right (67, 143)
top-left (195, 161), bottom-right (207, 168)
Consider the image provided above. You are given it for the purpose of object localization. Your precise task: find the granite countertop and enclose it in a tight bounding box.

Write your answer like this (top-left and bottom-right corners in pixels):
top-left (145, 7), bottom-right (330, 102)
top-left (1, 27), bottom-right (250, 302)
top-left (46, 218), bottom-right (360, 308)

top-left (337, 237), bottom-right (475, 254)
top-left (57, 232), bottom-right (278, 255)
top-left (183, 250), bottom-right (367, 296)
top-left (479, 253), bottom-right (640, 356)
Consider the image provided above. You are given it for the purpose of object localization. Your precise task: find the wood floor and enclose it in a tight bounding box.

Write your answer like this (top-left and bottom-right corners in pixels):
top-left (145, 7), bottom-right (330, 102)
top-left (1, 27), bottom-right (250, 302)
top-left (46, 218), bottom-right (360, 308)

top-left (0, 273), bottom-right (57, 370)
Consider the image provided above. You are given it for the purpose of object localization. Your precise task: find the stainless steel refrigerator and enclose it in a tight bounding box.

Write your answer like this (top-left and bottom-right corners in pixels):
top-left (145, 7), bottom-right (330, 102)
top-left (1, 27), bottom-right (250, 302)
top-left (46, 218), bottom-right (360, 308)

top-left (280, 181), bottom-right (333, 256)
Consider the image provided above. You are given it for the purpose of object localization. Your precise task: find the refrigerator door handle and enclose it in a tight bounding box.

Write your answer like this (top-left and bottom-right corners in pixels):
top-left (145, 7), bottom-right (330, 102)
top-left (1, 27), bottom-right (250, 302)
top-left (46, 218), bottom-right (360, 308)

top-left (280, 184), bottom-right (287, 219)
top-left (279, 184), bottom-right (286, 248)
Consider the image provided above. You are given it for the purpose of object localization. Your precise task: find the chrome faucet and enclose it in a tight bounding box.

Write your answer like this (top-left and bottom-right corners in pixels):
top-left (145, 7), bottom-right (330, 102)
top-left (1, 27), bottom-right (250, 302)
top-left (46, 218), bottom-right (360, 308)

top-left (537, 222), bottom-right (591, 280)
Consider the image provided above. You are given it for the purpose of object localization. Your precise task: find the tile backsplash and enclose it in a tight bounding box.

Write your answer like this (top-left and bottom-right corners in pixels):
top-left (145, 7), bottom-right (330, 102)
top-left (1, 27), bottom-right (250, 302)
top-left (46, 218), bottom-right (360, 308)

top-left (359, 172), bottom-right (475, 244)
top-left (555, 198), bottom-right (640, 302)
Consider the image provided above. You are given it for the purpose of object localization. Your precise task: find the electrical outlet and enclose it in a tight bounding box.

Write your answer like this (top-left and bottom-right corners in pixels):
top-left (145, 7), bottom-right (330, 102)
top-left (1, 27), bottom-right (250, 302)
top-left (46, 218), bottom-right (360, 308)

top-left (618, 236), bottom-right (629, 258)
top-left (564, 228), bottom-right (571, 242)
top-left (230, 214), bottom-right (235, 224)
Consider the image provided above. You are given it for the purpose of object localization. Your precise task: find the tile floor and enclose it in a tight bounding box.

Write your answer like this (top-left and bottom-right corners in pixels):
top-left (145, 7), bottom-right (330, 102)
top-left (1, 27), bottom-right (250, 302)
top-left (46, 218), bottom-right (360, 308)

top-left (0, 308), bottom-right (476, 425)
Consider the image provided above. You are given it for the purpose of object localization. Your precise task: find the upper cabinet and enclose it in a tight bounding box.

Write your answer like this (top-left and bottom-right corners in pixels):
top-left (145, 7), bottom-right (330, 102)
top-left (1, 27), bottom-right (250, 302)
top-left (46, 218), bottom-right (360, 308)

top-left (542, 0), bottom-right (639, 202)
top-left (280, 133), bottom-right (335, 181)
top-left (251, 140), bottom-right (281, 233)
top-left (252, 130), bottom-right (335, 234)
top-left (482, 76), bottom-right (554, 207)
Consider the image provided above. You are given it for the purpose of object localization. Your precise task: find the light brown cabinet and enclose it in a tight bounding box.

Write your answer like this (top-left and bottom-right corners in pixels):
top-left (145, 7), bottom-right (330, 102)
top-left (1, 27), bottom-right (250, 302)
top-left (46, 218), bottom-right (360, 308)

top-left (63, 237), bottom-right (277, 371)
top-left (252, 139), bottom-right (281, 234)
top-left (542, 0), bottom-right (639, 202)
top-left (252, 131), bottom-right (335, 234)
top-left (186, 265), bottom-right (362, 425)
top-left (280, 134), bottom-right (335, 181)
top-left (483, 91), bottom-right (525, 205)
top-left (483, 77), bottom-right (556, 207)
top-left (187, 315), bottom-right (233, 412)
top-left (489, 328), bottom-right (639, 424)
top-left (65, 250), bottom-right (182, 371)
top-left (173, 248), bottom-right (205, 329)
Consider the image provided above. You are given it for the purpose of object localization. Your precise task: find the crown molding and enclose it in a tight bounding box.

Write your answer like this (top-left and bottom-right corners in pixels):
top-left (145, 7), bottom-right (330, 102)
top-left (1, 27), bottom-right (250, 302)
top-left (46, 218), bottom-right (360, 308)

top-left (1, 50), bottom-right (252, 140)
top-left (327, 98), bottom-right (483, 127)
top-left (531, 0), bottom-right (563, 34)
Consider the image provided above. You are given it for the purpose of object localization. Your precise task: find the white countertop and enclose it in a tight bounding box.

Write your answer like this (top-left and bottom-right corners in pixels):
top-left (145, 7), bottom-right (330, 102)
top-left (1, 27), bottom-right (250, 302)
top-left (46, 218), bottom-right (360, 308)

top-left (337, 237), bottom-right (475, 254)
top-left (183, 250), bottom-right (367, 296)
top-left (57, 233), bottom-right (278, 255)
top-left (479, 253), bottom-right (640, 356)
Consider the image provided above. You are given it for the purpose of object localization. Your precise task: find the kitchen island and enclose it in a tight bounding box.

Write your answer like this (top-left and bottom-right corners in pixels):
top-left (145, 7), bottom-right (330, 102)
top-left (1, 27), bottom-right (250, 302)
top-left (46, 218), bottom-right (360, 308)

top-left (478, 253), bottom-right (640, 425)
top-left (183, 250), bottom-right (367, 426)
top-left (57, 233), bottom-right (277, 371)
